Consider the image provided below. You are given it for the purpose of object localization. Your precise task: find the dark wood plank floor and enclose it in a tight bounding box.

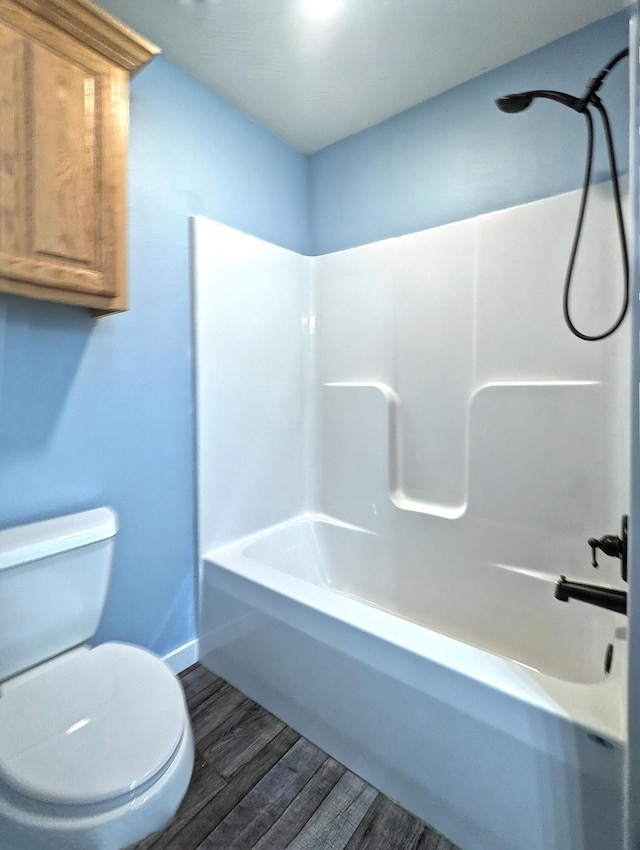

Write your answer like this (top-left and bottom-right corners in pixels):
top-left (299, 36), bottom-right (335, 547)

top-left (128, 664), bottom-right (461, 850)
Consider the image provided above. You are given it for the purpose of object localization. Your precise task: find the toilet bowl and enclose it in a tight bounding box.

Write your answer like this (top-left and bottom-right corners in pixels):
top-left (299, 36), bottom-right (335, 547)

top-left (0, 508), bottom-right (195, 850)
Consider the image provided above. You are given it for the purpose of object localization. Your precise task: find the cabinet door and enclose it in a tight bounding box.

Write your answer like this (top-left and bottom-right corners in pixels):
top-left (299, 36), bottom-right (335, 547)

top-left (0, 9), bottom-right (127, 309)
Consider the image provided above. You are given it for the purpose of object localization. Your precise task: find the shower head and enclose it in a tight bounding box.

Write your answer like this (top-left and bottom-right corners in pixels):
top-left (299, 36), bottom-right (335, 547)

top-left (495, 90), bottom-right (584, 114)
top-left (495, 93), bottom-right (533, 113)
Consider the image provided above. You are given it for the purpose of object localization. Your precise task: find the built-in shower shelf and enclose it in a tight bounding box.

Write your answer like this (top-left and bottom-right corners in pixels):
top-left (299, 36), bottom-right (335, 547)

top-left (324, 381), bottom-right (464, 519)
top-left (323, 380), bottom-right (605, 525)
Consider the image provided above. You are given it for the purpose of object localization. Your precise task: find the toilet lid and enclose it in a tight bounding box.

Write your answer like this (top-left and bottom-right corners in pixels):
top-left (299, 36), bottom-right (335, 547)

top-left (0, 642), bottom-right (186, 806)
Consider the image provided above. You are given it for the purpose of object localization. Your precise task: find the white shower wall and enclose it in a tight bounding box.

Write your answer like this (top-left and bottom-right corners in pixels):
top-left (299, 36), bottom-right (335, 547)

top-left (192, 220), bottom-right (310, 554)
top-left (193, 182), bottom-right (629, 586)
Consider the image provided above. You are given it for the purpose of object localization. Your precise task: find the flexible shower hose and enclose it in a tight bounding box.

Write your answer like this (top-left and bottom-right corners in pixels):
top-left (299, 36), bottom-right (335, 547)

top-left (563, 93), bottom-right (629, 341)
top-left (562, 48), bottom-right (629, 341)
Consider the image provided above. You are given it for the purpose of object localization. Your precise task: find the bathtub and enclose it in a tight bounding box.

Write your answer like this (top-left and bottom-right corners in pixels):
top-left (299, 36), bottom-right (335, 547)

top-left (199, 514), bottom-right (626, 850)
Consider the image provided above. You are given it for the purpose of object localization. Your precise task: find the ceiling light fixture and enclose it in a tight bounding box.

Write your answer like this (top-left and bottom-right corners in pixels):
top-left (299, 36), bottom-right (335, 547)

top-left (304, 0), bottom-right (344, 23)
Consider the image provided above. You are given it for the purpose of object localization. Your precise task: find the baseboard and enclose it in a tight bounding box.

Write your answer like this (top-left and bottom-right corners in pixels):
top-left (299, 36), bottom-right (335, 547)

top-left (163, 638), bottom-right (199, 674)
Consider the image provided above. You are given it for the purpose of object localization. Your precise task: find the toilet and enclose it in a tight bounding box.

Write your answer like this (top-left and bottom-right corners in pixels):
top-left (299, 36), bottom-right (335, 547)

top-left (0, 507), bottom-right (194, 850)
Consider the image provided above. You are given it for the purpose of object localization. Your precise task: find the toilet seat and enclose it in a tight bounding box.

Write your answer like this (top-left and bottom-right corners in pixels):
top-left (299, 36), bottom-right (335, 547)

top-left (0, 642), bottom-right (186, 807)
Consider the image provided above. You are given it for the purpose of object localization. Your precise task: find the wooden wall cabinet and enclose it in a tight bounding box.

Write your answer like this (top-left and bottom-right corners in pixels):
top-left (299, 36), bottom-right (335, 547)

top-left (0, 0), bottom-right (159, 313)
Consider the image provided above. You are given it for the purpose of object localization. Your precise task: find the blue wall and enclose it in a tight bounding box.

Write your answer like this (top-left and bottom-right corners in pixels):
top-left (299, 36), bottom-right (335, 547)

top-left (309, 11), bottom-right (630, 255)
top-left (0, 57), bottom-right (309, 658)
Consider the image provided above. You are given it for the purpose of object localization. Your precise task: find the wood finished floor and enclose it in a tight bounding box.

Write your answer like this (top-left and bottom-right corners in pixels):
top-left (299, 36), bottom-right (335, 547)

top-left (128, 664), bottom-right (461, 850)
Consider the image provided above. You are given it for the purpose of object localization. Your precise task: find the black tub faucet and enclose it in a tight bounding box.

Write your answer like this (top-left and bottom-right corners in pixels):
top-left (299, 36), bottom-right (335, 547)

top-left (554, 575), bottom-right (627, 615)
top-left (554, 515), bottom-right (628, 615)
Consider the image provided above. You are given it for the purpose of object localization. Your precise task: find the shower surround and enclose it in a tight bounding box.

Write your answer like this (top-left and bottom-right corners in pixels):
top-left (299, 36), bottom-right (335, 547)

top-left (192, 183), bottom-right (629, 850)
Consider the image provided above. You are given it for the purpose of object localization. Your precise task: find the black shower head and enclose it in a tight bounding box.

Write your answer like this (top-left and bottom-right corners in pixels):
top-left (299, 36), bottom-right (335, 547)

top-left (495, 90), bottom-right (584, 114)
top-left (495, 93), bottom-right (533, 113)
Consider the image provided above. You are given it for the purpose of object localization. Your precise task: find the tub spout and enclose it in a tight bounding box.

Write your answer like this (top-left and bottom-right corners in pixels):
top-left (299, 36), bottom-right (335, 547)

top-left (555, 575), bottom-right (627, 615)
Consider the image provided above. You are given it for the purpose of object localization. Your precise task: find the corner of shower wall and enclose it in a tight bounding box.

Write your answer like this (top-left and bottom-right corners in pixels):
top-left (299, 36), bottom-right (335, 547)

top-left (191, 216), bottom-right (313, 557)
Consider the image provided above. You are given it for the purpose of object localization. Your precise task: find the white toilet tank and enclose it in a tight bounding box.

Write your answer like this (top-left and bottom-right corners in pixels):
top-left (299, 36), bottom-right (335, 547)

top-left (0, 508), bottom-right (118, 681)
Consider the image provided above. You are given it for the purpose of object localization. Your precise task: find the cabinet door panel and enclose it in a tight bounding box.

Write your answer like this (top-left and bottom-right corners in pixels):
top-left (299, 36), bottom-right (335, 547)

top-left (31, 41), bottom-right (97, 267)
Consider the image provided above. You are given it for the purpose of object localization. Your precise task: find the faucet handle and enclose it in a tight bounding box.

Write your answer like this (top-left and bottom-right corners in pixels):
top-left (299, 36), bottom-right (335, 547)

top-left (587, 516), bottom-right (628, 581)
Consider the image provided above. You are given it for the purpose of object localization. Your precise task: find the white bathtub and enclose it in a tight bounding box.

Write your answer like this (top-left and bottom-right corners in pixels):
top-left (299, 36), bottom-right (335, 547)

top-left (199, 515), bottom-right (626, 850)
